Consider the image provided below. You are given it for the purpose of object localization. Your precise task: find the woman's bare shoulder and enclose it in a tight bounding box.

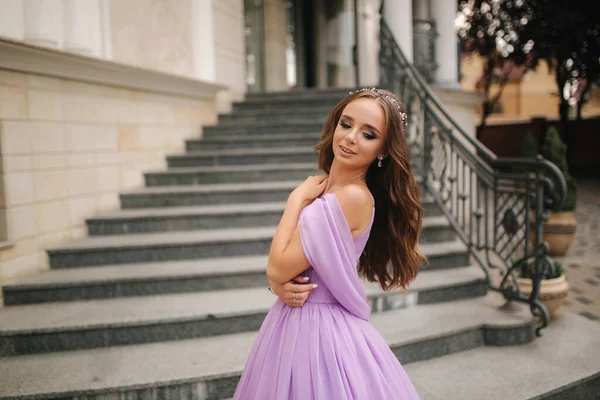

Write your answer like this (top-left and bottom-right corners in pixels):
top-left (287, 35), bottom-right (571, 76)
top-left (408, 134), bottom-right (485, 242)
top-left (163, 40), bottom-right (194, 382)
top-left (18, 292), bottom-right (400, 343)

top-left (333, 184), bottom-right (374, 232)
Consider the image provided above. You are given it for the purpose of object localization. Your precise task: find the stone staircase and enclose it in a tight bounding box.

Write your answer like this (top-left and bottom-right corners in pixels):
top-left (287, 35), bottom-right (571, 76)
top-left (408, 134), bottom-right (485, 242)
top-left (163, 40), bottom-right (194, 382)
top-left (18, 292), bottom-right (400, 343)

top-left (1, 89), bottom-right (599, 400)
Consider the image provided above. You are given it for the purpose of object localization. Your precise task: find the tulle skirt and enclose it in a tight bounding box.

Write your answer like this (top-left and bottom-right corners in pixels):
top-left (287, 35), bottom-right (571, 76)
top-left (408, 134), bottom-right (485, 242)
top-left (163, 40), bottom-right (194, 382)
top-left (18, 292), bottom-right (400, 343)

top-left (233, 300), bottom-right (420, 399)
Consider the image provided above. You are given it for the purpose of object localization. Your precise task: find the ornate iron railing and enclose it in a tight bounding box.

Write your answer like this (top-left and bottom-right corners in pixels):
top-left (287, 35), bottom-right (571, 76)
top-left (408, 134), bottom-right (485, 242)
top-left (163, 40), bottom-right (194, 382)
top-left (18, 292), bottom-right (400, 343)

top-left (412, 18), bottom-right (437, 84)
top-left (379, 19), bottom-right (566, 336)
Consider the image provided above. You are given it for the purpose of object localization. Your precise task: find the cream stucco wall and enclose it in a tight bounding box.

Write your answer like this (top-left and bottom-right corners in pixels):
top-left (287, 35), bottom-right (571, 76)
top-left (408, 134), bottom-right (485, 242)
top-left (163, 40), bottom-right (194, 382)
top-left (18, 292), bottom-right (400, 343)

top-left (213, 0), bottom-right (246, 108)
top-left (109, 0), bottom-right (195, 78)
top-left (460, 54), bottom-right (600, 121)
top-left (0, 68), bottom-right (217, 304)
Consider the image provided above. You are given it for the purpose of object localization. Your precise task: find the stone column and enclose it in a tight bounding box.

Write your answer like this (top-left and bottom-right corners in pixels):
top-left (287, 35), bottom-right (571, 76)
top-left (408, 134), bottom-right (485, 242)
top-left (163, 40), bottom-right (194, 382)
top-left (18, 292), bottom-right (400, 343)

top-left (431, 0), bottom-right (459, 89)
top-left (357, 0), bottom-right (381, 86)
top-left (336, 0), bottom-right (356, 87)
top-left (0, 0), bottom-right (25, 41)
top-left (412, 0), bottom-right (430, 20)
top-left (23, 0), bottom-right (64, 49)
top-left (383, 0), bottom-right (412, 62)
top-left (263, 0), bottom-right (288, 92)
top-left (314, 0), bottom-right (328, 89)
top-left (63, 0), bottom-right (102, 57)
top-left (191, 0), bottom-right (215, 82)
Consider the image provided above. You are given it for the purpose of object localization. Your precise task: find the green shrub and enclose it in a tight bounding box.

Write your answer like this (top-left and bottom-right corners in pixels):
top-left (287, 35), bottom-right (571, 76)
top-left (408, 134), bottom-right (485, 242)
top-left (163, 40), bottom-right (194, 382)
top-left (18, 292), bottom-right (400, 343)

top-left (540, 127), bottom-right (578, 211)
top-left (517, 259), bottom-right (564, 280)
top-left (520, 131), bottom-right (538, 158)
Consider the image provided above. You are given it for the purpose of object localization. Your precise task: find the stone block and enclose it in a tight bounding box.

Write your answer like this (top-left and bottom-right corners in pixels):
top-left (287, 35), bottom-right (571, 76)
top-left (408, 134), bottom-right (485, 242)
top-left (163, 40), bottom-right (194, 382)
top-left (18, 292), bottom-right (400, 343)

top-left (93, 125), bottom-right (118, 151)
top-left (27, 90), bottom-right (63, 120)
top-left (67, 196), bottom-right (98, 226)
top-left (138, 127), bottom-right (166, 150)
top-left (0, 251), bottom-right (44, 284)
top-left (32, 154), bottom-right (67, 170)
top-left (71, 226), bottom-right (87, 240)
top-left (0, 121), bottom-right (33, 154)
top-left (0, 70), bottom-right (27, 87)
top-left (61, 94), bottom-right (116, 123)
top-left (95, 153), bottom-right (119, 166)
top-left (67, 153), bottom-right (96, 168)
top-left (33, 170), bottom-right (68, 202)
top-left (113, 99), bottom-right (140, 124)
top-left (117, 125), bottom-right (141, 150)
top-left (62, 80), bottom-right (131, 98)
top-left (0, 87), bottom-right (27, 120)
top-left (36, 201), bottom-right (70, 234)
top-left (96, 166), bottom-right (121, 192)
top-left (30, 122), bottom-right (65, 153)
top-left (6, 205), bottom-right (37, 240)
top-left (1, 155), bottom-right (33, 172)
top-left (120, 168), bottom-right (144, 189)
top-left (67, 168), bottom-right (97, 196)
top-left (64, 124), bottom-right (98, 152)
top-left (3, 172), bottom-right (35, 206)
top-left (95, 193), bottom-right (119, 211)
top-left (138, 102), bottom-right (174, 125)
top-left (26, 75), bottom-right (63, 90)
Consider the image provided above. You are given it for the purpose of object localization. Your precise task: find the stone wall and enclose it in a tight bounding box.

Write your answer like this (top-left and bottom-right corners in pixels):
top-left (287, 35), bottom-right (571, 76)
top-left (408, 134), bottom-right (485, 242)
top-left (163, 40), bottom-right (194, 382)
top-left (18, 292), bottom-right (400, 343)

top-left (213, 0), bottom-right (246, 109)
top-left (0, 67), bottom-right (218, 304)
top-left (109, 0), bottom-right (194, 78)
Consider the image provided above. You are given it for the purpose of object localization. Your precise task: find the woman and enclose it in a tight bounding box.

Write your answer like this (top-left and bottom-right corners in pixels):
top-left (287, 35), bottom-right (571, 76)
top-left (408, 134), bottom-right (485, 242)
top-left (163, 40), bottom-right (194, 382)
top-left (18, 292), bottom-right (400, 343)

top-left (233, 88), bottom-right (425, 399)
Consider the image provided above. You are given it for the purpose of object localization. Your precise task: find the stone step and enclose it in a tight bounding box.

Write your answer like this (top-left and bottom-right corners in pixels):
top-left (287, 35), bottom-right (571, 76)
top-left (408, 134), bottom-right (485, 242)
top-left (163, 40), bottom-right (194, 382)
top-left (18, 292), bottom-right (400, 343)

top-left (0, 274), bottom-right (490, 356)
top-left (203, 122), bottom-right (324, 137)
top-left (244, 88), bottom-right (352, 101)
top-left (404, 312), bottom-right (600, 400)
top-left (119, 181), bottom-right (441, 213)
top-left (85, 201), bottom-right (453, 240)
top-left (47, 225), bottom-right (467, 269)
top-left (0, 293), bottom-right (538, 399)
top-left (231, 100), bottom-right (337, 113)
top-left (166, 147), bottom-right (317, 168)
top-left (217, 114), bottom-right (326, 126)
top-left (144, 163), bottom-right (320, 187)
top-left (218, 108), bottom-right (329, 122)
top-left (186, 133), bottom-right (321, 151)
top-left (3, 254), bottom-right (484, 305)
top-left (120, 181), bottom-right (302, 209)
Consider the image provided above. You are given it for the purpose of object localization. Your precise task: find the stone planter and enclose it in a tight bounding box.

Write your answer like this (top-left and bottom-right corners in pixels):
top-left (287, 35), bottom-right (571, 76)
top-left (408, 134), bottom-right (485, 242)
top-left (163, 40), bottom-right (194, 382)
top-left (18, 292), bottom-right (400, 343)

top-left (517, 274), bottom-right (569, 317)
top-left (529, 211), bottom-right (577, 256)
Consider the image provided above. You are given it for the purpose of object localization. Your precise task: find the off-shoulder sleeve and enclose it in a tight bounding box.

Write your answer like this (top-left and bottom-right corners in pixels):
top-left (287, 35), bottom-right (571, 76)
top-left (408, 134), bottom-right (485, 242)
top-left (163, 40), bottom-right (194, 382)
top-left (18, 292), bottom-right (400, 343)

top-left (299, 194), bottom-right (371, 320)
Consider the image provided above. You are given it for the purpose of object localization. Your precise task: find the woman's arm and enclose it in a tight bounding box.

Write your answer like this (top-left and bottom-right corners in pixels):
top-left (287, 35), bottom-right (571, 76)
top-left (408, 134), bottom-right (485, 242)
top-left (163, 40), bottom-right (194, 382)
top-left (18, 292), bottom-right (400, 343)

top-left (265, 175), bottom-right (328, 284)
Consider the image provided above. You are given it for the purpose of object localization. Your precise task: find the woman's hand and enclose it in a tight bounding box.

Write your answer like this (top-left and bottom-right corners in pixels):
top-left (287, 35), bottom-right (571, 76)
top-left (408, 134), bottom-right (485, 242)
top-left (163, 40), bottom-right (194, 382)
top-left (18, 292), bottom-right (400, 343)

top-left (269, 275), bottom-right (318, 307)
top-left (288, 175), bottom-right (328, 207)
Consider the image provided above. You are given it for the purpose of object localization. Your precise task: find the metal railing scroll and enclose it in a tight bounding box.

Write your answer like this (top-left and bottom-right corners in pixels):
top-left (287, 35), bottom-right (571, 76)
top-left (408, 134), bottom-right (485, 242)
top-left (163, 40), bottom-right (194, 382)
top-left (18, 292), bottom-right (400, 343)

top-left (379, 19), bottom-right (566, 336)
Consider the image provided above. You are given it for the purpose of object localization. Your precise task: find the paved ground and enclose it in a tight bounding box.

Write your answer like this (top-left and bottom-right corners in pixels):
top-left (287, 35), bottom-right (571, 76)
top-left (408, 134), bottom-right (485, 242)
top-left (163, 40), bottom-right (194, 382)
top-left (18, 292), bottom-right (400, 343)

top-left (554, 178), bottom-right (600, 323)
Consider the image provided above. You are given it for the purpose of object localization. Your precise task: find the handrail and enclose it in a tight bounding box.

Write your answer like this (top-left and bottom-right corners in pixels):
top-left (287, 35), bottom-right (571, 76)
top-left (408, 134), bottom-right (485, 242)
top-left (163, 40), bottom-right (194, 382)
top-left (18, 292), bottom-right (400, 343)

top-left (382, 20), bottom-right (566, 193)
top-left (379, 18), bottom-right (567, 335)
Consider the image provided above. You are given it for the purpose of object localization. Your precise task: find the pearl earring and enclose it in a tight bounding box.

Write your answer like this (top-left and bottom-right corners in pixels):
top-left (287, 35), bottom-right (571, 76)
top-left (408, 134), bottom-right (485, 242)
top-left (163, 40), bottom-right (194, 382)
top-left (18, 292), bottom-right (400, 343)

top-left (377, 157), bottom-right (383, 168)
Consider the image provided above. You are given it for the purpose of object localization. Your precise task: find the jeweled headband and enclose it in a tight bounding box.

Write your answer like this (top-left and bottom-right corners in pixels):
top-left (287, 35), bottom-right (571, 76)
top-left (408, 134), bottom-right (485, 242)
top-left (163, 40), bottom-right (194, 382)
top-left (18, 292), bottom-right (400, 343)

top-left (349, 87), bottom-right (408, 131)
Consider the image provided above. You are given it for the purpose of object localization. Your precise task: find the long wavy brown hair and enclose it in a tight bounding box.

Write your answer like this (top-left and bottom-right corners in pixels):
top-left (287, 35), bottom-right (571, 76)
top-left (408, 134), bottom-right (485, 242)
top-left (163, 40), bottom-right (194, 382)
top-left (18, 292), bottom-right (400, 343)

top-left (315, 89), bottom-right (427, 291)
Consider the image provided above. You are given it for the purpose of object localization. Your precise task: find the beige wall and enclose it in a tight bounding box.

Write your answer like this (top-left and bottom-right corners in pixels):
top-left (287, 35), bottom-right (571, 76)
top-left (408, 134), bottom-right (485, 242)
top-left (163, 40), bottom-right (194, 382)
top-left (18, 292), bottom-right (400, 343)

top-left (213, 0), bottom-right (246, 106)
top-left (461, 54), bottom-right (600, 121)
top-left (0, 69), bottom-right (217, 303)
top-left (110, 0), bottom-right (195, 78)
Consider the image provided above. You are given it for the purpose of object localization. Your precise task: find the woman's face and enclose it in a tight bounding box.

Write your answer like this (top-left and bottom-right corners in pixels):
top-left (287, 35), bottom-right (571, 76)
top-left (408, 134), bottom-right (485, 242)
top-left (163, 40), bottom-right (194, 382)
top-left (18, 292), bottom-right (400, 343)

top-left (332, 97), bottom-right (387, 169)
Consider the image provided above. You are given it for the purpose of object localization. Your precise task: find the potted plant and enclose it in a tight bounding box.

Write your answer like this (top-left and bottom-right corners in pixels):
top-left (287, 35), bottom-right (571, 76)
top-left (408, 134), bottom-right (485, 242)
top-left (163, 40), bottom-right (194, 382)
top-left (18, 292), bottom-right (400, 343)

top-left (522, 128), bottom-right (578, 256)
top-left (516, 258), bottom-right (569, 317)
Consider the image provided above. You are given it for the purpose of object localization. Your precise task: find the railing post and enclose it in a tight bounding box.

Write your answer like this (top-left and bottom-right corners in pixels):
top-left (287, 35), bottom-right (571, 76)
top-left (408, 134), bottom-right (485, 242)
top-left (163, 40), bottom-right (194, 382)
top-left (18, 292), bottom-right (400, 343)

top-left (532, 155), bottom-right (550, 334)
top-left (422, 103), bottom-right (432, 193)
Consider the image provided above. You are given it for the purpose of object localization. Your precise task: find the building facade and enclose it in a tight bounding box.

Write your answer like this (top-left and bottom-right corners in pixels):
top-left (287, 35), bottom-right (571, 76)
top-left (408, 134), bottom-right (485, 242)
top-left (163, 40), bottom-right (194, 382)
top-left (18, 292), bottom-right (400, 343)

top-left (0, 0), bottom-right (472, 300)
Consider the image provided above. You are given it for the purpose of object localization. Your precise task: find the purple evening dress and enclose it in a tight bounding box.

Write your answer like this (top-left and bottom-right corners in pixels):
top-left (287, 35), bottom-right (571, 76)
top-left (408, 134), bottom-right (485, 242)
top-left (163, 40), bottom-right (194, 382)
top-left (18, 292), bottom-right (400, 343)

top-left (233, 192), bottom-right (420, 399)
